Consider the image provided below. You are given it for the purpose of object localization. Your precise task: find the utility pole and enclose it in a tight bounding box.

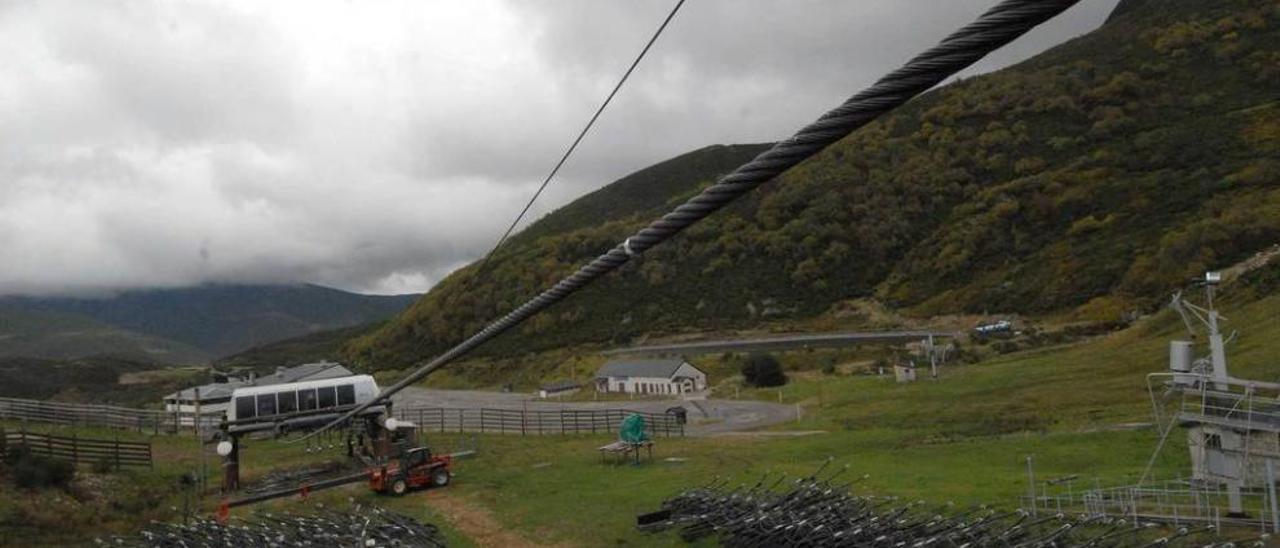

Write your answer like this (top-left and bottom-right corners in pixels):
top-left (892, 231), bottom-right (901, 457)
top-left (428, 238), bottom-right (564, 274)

top-left (1026, 455), bottom-right (1037, 517)
top-left (195, 387), bottom-right (204, 494)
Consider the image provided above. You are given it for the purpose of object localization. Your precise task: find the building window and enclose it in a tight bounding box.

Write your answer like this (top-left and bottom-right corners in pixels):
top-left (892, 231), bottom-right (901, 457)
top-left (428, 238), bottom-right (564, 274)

top-left (337, 384), bottom-right (356, 406)
top-left (318, 386), bottom-right (337, 408)
top-left (235, 396), bottom-right (256, 420)
top-left (1205, 432), bottom-right (1223, 450)
top-left (257, 394), bottom-right (277, 417)
top-left (299, 389), bottom-right (318, 411)
top-left (278, 391), bottom-right (298, 414)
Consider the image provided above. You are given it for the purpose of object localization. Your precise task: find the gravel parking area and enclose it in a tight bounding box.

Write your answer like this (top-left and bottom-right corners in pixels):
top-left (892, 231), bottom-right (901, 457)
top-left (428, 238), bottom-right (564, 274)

top-left (391, 387), bottom-right (796, 436)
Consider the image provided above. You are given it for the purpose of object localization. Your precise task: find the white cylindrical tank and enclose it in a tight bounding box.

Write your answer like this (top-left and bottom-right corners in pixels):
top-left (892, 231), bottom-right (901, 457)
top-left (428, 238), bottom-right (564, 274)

top-left (1170, 340), bottom-right (1194, 385)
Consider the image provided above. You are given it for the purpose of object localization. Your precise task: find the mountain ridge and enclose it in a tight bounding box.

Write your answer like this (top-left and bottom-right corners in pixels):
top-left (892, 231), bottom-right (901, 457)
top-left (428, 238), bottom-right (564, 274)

top-left (1, 283), bottom-right (419, 362)
top-left (347, 0), bottom-right (1280, 371)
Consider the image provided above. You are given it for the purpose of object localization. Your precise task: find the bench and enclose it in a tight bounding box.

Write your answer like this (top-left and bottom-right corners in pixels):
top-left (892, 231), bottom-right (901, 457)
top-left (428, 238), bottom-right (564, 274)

top-left (597, 440), bottom-right (653, 464)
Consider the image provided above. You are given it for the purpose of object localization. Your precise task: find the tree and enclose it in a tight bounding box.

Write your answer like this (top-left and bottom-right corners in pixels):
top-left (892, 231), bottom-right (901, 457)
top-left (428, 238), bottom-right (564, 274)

top-left (741, 354), bottom-right (787, 387)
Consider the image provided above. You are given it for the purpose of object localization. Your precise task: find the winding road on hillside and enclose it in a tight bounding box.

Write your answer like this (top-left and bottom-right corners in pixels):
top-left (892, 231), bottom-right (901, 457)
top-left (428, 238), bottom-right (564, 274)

top-left (391, 387), bottom-right (796, 436)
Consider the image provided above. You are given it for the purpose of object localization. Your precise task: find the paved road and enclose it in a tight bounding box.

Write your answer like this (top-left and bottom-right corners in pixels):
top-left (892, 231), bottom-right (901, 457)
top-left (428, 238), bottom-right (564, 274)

top-left (602, 330), bottom-right (958, 356)
top-left (391, 387), bottom-right (795, 436)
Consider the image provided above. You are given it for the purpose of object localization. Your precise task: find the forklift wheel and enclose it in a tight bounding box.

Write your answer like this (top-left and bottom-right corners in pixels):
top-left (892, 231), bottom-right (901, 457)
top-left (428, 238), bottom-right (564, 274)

top-left (431, 469), bottom-right (451, 487)
top-left (390, 478), bottom-right (408, 496)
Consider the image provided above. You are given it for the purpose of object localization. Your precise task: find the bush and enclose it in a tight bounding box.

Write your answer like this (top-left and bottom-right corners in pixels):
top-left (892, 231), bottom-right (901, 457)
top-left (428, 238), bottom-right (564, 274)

top-left (2, 444), bottom-right (75, 490)
top-left (741, 354), bottom-right (787, 387)
top-left (91, 457), bottom-right (116, 474)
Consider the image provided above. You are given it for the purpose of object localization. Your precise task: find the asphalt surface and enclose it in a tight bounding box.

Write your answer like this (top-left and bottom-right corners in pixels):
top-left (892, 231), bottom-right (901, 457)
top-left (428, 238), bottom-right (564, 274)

top-left (602, 330), bottom-right (958, 357)
top-left (390, 387), bottom-right (796, 436)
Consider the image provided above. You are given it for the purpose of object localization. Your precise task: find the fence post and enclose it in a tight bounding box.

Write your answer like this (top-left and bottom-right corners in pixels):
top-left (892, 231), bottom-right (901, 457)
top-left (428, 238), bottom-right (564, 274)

top-left (72, 433), bottom-right (79, 464)
top-left (480, 408), bottom-right (486, 433)
top-left (1267, 459), bottom-right (1279, 534)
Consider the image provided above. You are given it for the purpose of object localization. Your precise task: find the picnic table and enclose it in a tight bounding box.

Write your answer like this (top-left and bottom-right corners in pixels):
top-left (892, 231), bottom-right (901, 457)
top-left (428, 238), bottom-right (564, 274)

top-left (597, 440), bottom-right (653, 464)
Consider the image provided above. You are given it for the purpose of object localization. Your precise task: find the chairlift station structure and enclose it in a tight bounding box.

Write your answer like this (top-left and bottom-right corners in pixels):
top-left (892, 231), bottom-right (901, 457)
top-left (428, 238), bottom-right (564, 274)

top-left (1159, 272), bottom-right (1280, 517)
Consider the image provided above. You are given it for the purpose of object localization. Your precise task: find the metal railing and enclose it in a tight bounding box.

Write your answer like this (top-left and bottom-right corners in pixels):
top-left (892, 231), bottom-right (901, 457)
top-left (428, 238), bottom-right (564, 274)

top-left (393, 406), bottom-right (684, 437)
top-left (0, 396), bottom-right (221, 435)
top-left (1026, 476), bottom-right (1278, 534)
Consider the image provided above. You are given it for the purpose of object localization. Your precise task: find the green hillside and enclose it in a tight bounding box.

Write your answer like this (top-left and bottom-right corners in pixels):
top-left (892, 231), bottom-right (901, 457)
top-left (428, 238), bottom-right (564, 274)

top-left (0, 355), bottom-right (205, 407)
top-left (349, 0), bottom-right (1280, 371)
top-left (1, 284), bottom-right (418, 360)
top-left (215, 322), bottom-right (382, 373)
top-left (0, 308), bottom-right (209, 364)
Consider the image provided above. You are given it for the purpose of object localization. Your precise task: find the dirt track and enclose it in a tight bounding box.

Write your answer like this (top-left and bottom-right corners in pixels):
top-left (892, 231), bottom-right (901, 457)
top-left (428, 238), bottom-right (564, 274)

top-left (391, 387), bottom-right (795, 436)
top-left (425, 490), bottom-right (570, 548)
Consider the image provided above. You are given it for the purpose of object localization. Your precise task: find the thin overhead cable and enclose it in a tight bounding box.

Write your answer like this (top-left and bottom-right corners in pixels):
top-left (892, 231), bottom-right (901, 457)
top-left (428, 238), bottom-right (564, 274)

top-left (476, 0), bottom-right (688, 274)
top-left (306, 0), bottom-right (1081, 439)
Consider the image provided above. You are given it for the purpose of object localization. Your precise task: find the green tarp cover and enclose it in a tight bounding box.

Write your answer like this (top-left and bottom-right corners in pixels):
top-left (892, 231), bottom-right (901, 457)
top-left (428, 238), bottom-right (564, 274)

top-left (620, 413), bottom-right (650, 443)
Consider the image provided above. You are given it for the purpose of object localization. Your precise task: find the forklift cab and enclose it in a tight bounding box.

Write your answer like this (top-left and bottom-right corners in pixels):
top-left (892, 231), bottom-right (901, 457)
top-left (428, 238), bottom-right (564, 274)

top-left (403, 447), bottom-right (431, 468)
top-left (369, 445), bottom-right (452, 496)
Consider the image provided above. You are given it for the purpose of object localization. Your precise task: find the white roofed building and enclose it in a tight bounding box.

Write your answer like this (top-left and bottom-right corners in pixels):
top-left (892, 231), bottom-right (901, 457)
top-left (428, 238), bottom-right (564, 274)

top-left (595, 358), bottom-right (706, 396)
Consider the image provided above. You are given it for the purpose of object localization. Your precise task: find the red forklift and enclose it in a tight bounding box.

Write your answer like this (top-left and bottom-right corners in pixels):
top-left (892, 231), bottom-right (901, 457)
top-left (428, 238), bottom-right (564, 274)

top-left (368, 446), bottom-right (453, 496)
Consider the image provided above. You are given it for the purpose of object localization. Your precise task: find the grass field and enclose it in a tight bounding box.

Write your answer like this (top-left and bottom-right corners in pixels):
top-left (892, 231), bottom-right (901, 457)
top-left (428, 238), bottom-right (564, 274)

top-left (1, 289), bottom-right (1276, 546)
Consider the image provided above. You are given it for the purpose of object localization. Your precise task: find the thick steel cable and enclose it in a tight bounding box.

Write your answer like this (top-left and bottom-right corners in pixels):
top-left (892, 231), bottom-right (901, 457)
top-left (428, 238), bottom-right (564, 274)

top-left (305, 0), bottom-right (1080, 439)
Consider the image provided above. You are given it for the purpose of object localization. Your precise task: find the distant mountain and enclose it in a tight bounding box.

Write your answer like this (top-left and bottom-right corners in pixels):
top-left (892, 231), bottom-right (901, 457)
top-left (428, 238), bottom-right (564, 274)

top-left (0, 308), bottom-right (209, 363)
top-left (347, 0), bottom-right (1280, 370)
top-left (215, 322), bottom-right (382, 373)
top-left (1, 284), bottom-right (418, 361)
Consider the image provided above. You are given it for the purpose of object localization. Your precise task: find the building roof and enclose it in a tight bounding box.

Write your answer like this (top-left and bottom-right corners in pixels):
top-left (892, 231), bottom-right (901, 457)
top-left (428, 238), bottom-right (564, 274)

top-left (596, 358), bottom-right (694, 379)
top-left (164, 361), bottom-right (354, 402)
top-left (540, 379), bottom-right (582, 392)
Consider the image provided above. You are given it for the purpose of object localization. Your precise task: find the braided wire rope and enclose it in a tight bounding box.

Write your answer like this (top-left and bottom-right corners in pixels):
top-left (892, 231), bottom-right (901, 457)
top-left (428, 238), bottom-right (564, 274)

top-left (307, 0), bottom-right (1081, 438)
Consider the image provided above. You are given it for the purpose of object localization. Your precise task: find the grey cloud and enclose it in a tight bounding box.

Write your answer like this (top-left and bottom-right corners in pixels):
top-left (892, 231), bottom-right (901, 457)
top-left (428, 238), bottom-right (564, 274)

top-left (0, 0), bottom-right (1118, 297)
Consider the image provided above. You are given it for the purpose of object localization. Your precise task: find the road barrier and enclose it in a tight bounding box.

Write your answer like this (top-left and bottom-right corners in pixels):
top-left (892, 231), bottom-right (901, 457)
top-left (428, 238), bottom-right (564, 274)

top-left (0, 427), bottom-right (152, 468)
top-left (394, 407), bottom-right (684, 437)
top-left (0, 396), bottom-right (220, 435)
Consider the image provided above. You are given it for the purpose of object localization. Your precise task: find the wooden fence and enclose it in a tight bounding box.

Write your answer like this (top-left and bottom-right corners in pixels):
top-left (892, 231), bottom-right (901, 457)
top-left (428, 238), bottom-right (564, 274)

top-left (0, 396), bottom-right (220, 435)
top-left (394, 407), bottom-right (684, 437)
top-left (0, 427), bottom-right (152, 468)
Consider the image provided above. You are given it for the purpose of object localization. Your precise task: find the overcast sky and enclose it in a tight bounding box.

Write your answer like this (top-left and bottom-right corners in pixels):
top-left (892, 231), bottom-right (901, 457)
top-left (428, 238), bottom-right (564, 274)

top-left (0, 0), bottom-right (1119, 297)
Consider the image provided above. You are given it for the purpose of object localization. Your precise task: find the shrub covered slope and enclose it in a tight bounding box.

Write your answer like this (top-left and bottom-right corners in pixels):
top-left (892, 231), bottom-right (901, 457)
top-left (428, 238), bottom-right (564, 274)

top-left (350, 0), bottom-right (1280, 370)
